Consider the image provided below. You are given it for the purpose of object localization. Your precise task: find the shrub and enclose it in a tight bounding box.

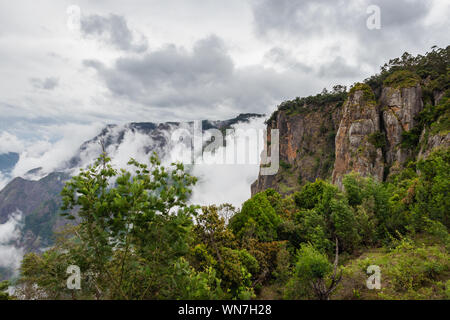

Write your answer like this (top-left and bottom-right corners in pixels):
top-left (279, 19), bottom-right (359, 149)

top-left (368, 132), bottom-right (386, 149)
top-left (230, 189), bottom-right (282, 242)
top-left (349, 83), bottom-right (376, 103)
top-left (383, 70), bottom-right (420, 89)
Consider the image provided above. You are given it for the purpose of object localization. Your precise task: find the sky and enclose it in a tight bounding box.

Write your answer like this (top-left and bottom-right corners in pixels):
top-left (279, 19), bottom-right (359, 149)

top-left (0, 0), bottom-right (448, 181)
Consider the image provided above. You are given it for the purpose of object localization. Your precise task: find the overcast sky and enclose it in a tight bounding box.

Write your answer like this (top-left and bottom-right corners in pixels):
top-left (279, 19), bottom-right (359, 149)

top-left (0, 0), bottom-right (449, 146)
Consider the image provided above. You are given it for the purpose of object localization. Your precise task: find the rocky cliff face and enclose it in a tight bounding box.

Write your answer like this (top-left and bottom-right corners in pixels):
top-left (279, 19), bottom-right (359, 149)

top-left (252, 82), bottom-right (447, 195)
top-left (381, 85), bottom-right (423, 173)
top-left (332, 87), bottom-right (384, 187)
top-left (251, 100), bottom-right (342, 195)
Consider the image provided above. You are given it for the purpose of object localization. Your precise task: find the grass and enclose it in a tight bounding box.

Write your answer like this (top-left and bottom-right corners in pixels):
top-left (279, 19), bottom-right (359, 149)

top-left (334, 234), bottom-right (450, 300)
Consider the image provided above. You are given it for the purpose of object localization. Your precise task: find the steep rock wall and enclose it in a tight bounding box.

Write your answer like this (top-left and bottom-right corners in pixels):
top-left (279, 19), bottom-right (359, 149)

top-left (331, 89), bottom-right (384, 187)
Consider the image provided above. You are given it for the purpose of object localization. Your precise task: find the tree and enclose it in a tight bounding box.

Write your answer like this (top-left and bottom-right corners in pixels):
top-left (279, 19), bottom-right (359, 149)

top-left (19, 152), bottom-right (222, 300)
top-left (190, 205), bottom-right (256, 298)
top-left (0, 281), bottom-right (11, 300)
top-left (230, 189), bottom-right (282, 242)
top-left (286, 240), bottom-right (342, 300)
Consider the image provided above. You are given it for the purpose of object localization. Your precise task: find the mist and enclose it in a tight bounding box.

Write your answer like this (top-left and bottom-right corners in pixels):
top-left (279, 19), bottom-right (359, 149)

top-left (0, 211), bottom-right (24, 272)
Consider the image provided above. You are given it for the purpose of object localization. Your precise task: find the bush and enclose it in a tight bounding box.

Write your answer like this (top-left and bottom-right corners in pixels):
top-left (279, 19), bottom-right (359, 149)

top-left (230, 189), bottom-right (282, 242)
top-left (349, 83), bottom-right (376, 103)
top-left (285, 244), bottom-right (333, 299)
top-left (368, 132), bottom-right (386, 149)
top-left (383, 70), bottom-right (420, 89)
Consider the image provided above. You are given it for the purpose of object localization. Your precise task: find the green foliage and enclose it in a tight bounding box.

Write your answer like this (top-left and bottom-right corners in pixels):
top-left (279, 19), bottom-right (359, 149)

top-left (294, 179), bottom-right (331, 210)
top-left (280, 160), bottom-right (292, 170)
top-left (171, 258), bottom-right (225, 300)
top-left (349, 83), bottom-right (376, 103)
top-left (401, 127), bottom-right (422, 150)
top-left (266, 87), bottom-right (347, 124)
top-left (383, 70), bottom-right (420, 88)
top-left (413, 149), bottom-right (450, 228)
top-left (295, 244), bottom-right (332, 280)
top-left (285, 244), bottom-right (333, 299)
top-left (330, 198), bottom-right (360, 252)
top-left (19, 152), bottom-right (205, 300)
top-left (230, 189), bottom-right (282, 242)
top-left (368, 132), bottom-right (386, 149)
top-left (388, 239), bottom-right (449, 292)
top-left (0, 281), bottom-right (11, 300)
top-left (365, 47), bottom-right (449, 96)
top-left (337, 235), bottom-right (450, 300)
top-left (189, 205), bottom-right (256, 298)
top-left (342, 173), bottom-right (390, 241)
top-left (293, 179), bottom-right (364, 253)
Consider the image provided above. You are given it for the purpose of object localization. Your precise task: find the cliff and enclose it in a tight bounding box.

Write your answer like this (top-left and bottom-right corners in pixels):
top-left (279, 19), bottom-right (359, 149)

top-left (251, 92), bottom-right (344, 194)
top-left (252, 48), bottom-right (449, 195)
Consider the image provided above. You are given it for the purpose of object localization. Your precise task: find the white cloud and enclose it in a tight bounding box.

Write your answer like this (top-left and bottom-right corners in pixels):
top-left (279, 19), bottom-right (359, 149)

top-left (0, 211), bottom-right (24, 271)
top-left (189, 117), bottom-right (266, 208)
top-left (0, 132), bottom-right (23, 154)
top-left (11, 122), bottom-right (104, 179)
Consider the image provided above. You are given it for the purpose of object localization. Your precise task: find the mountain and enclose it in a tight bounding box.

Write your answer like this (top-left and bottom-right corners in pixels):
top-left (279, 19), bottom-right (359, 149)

top-left (0, 172), bottom-right (68, 251)
top-left (0, 113), bottom-right (264, 255)
top-left (251, 48), bottom-right (449, 195)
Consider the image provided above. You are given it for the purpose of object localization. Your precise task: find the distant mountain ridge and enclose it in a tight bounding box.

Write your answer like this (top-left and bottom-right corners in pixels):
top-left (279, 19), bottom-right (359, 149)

top-left (0, 113), bottom-right (264, 256)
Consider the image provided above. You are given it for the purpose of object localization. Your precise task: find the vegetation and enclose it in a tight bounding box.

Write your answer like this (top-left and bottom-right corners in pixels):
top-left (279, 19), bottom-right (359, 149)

top-left (383, 70), bottom-right (420, 89)
top-left (365, 46), bottom-right (449, 99)
top-left (349, 83), bottom-right (376, 103)
top-left (368, 132), bottom-right (386, 149)
top-left (0, 281), bottom-right (12, 300)
top-left (7, 46), bottom-right (450, 301)
top-left (12, 146), bottom-right (448, 300)
top-left (266, 85), bottom-right (347, 124)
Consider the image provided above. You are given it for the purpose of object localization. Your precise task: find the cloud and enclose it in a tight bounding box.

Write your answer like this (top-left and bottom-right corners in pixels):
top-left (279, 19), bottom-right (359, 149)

top-left (83, 35), bottom-right (322, 117)
top-left (80, 13), bottom-right (148, 52)
top-left (29, 77), bottom-right (59, 90)
top-left (252, 0), bottom-right (432, 39)
top-left (189, 117), bottom-right (266, 208)
top-left (0, 211), bottom-right (23, 271)
top-left (251, 0), bottom-right (448, 73)
top-left (11, 122), bottom-right (104, 179)
top-left (263, 47), bottom-right (313, 73)
top-left (0, 132), bottom-right (23, 154)
top-left (318, 56), bottom-right (361, 79)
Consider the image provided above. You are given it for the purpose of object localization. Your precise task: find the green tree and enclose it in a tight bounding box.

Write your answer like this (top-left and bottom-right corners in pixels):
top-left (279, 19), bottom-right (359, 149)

top-left (285, 241), bottom-right (341, 300)
top-left (230, 189), bottom-right (282, 242)
top-left (19, 152), bottom-right (223, 300)
top-left (0, 281), bottom-right (11, 300)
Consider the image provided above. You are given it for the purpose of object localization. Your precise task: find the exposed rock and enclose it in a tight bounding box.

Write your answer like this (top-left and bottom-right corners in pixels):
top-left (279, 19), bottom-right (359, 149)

top-left (418, 129), bottom-right (450, 159)
top-left (331, 90), bottom-right (384, 188)
top-left (0, 172), bottom-right (69, 251)
top-left (381, 85), bottom-right (423, 172)
top-left (252, 102), bottom-right (342, 195)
